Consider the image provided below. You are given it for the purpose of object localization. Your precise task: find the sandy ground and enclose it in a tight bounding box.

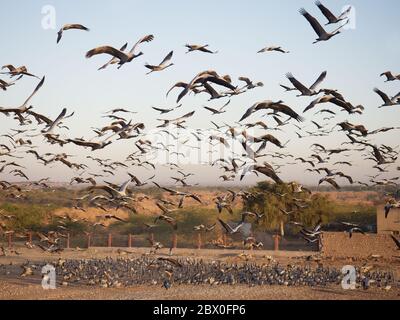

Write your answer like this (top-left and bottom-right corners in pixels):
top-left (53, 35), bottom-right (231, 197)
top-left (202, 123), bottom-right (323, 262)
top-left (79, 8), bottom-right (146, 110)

top-left (1, 281), bottom-right (399, 300)
top-left (0, 246), bottom-right (399, 300)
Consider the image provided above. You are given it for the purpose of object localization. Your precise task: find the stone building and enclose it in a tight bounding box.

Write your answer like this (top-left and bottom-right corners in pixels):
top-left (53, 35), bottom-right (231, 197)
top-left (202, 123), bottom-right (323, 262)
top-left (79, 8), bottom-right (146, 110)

top-left (377, 206), bottom-right (400, 235)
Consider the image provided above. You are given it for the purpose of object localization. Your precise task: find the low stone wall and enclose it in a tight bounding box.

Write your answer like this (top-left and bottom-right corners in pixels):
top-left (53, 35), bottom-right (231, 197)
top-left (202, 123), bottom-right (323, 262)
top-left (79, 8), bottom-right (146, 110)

top-left (321, 232), bottom-right (399, 259)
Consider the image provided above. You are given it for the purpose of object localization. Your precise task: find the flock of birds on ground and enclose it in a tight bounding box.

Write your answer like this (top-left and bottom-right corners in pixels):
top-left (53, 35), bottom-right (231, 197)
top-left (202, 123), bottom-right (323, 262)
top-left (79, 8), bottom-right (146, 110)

top-left (1, 1), bottom-right (400, 258)
top-left (2, 256), bottom-right (395, 290)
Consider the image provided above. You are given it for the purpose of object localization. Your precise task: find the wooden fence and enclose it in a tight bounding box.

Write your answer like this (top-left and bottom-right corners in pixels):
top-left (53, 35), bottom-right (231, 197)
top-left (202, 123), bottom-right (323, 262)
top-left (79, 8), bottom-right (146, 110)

top-left (1, 231), bottom-right (316, 251)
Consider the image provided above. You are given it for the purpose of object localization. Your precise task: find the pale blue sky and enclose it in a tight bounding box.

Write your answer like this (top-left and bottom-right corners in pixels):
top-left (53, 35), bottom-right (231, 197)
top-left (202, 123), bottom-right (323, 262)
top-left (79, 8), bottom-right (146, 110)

top-left (1, 0), bottom-right (400, 185)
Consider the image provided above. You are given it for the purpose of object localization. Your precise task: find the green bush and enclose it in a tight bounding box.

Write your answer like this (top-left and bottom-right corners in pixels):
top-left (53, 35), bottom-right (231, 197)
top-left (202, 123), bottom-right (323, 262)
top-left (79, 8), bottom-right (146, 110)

top-left (0, 203), bottom-right (53, 231)
top-left (243, 181), bottom-right (376, 234)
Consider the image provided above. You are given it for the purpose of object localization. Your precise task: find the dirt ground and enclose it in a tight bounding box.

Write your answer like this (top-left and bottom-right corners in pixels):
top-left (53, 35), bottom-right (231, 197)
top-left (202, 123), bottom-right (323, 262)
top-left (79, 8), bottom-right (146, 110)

top-left (1, 281), bottom-right (398, 300)
top-left (0, 247), bottom-right (399, 300)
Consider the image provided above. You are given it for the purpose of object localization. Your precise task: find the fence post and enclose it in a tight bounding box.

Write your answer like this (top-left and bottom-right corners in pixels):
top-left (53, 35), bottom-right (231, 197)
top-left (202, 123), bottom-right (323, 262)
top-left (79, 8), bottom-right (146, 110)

top-left (87, 233), bottom-right (91, 248)
top-left (108, 233), bottom-right (112, 247)
top-left (222, 234), bottom-right (227, 246)
top-left (318, 234), bottom-right (322, 252)
top-left (128, 234), bottom-right (132, 248)
top-left (197, 233), bottom-right (202, 249)
top-left (172, 233), bottom-right (177, 249)
top-left (280, 221), bottom-right (285, 237)
top-left (273, 234), bottom-right (281, 251)
top-left (28, 232), bottom-right (32, 245)
top-left (150, 233), bottom-right (154, 244)
top-left (66, 233), bottom-right (70, 249)
top-left (7, 233), bottom-right (12, 248)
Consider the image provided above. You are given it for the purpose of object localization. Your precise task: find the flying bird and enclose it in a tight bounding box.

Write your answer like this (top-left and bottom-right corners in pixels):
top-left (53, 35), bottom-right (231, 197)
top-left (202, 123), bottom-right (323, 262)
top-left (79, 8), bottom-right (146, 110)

top-left (98, 43), bottom-right (128, 70)
top-left (203, 100), bottom-right (230, 115)
top-left (299, 8), bottom-right (349, 43)
top-left (303, 94), bottom-right (356, 113)
top-left (238, 77), bottom-right (264, 90)
top-left (185, 44), bottom-right (218, 54)
top-left (384, 201), bottom-right (400, 218)
top-left (319, 177), bottom-right (340, 190)
top-left (240, 100), bottom-right (304, 122)
top-left (315, 1), bottom-right (352, 25)
top-left (390, 235), bottom-right (400, 250)
top-left (240, 162), bottom-right (283, 184)
top-left (347, 227), bottom-right (365, 238)
top-left (145, 51), bottom-right (174, 75)
top-left (86, 34), bottom-right (154, 69)
top-left (57, 24), bottom-right (89, 43)
top-left (0, 79), bottom-right (16, 91)
top-left (218, 218), bottom-right (244, 235)
top-left (285, 71), bottom-right (327, 96)
top-left (380, 71), bottom-right (400, 82)
top-left (373, 88), bottom-right (400, 108)
top-left (0, 76), bottom-right (45, 115)
top-left (257, 46), bottom-right (289, 54)
top-left (1, 65), bottom-right (39, 79)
